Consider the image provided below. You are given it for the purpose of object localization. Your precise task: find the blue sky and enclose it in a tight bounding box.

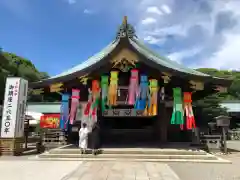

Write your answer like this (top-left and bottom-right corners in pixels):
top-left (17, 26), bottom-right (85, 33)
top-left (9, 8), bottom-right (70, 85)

top-left (1, 0), bottom-right (240, 76)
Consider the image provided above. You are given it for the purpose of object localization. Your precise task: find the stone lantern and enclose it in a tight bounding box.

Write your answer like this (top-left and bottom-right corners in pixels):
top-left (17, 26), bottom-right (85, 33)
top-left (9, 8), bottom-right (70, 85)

top-left (215, 115), bottom-right (231, 154)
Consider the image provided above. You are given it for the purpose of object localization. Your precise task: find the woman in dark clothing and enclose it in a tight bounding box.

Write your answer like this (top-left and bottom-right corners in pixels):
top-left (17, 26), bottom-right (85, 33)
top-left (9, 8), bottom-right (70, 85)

top-left (91, 123), bottom-right (100, 155)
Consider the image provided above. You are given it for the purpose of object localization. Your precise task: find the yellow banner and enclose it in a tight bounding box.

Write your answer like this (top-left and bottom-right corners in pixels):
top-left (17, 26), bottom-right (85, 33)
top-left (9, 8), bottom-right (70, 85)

top-left (31, 88), bottom-right (44, 95)
top-left (50, 83), bottom-right (64, 92)
top-left (78, 74), bottom-right (89, 85)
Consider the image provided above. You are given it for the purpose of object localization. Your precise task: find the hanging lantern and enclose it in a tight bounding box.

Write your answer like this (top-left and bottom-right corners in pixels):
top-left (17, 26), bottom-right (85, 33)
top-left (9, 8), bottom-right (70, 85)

top-left (189, 80), bottom-right (204, 91)
top-left (50, 83), bottom-right (64, 92)
top-left (215, 86), bottom-right (227, 93)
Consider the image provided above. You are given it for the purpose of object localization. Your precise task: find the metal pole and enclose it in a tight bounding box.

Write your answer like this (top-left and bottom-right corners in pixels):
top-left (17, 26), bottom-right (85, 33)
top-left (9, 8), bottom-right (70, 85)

top-left (222, 127), bottom-right (227, 154)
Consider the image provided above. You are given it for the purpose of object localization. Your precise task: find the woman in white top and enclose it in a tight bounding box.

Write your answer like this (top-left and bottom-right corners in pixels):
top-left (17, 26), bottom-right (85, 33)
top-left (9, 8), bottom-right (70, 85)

top-left (79, 123), bottom-right (89, 154)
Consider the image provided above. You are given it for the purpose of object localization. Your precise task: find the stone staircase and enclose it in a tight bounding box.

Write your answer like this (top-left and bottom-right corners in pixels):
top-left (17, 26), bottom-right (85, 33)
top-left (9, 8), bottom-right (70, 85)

top-left (34, 145), bottom-right (231, 163)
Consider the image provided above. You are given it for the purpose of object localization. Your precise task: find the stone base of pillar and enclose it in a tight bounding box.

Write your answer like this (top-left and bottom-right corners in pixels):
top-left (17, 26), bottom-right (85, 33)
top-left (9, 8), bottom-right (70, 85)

top-left (0, 138), bottom-right (24, 156)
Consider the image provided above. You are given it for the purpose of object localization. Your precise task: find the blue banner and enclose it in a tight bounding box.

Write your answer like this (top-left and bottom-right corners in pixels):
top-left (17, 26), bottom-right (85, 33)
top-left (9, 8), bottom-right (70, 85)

top-left (60, 94), bottom-right (70, 129)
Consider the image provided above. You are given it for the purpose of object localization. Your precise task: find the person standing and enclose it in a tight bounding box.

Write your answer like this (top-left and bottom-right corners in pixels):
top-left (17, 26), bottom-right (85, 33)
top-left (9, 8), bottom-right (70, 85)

top-left (91, 123), bottom-right (100, 155)
top-left (79, 123), bottom-right (89, 154)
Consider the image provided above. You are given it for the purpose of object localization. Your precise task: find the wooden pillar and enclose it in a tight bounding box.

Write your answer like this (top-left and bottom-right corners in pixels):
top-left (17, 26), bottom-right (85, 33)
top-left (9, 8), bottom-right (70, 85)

top-left (157, 101), bottom-right (168, 143)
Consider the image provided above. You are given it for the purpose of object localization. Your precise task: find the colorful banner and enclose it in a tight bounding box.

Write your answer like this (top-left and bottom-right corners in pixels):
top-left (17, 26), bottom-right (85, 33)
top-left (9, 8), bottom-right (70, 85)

top-left (69, 89), bottom-right (80, 125)
top-left (128, 69), bottom-right (139, 105)
top-left (40, 114), bottom-right (60, 129)
top-left (60, 94), bottom-right (70, 129)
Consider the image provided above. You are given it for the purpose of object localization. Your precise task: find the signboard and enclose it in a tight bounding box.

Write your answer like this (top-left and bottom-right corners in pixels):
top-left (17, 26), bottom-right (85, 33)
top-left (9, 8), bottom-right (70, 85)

top-left (15, 78), bottom-right (28, 137)
top-left (103, 109), bottom-right (147, 117)
top-left (1, 77), bottom-right (28, 138)
top-left (40, 114), bottom-right (60, 129)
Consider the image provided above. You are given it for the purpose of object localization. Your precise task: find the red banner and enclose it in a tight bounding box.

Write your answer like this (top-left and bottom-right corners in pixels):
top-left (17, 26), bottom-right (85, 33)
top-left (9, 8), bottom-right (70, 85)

top-left (40, 114), bottom-right (60, 129)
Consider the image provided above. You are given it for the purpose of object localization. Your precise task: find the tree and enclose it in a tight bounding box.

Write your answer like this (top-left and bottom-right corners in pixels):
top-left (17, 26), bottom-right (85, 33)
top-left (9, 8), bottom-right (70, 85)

top-left (196, 68), bottom-right (240, 100)
top-left (0, 51), bottom-right (49, 104)
top-left (194, 68), bottom-right (238, 127)
top-left (194, 94), bottom-right (228, 127)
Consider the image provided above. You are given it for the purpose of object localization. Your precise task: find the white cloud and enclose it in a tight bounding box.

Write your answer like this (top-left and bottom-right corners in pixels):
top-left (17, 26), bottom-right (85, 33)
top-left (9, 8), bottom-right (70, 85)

top-left (147, 25), bottom-right (188, 37)
top-left (161, 4), bottom-right (171, 14)
top-left (143, 36), bottom-right (164, 44)
top-left (196, 0), bottom-right (240, 70)
top-left (83, 9), bottom-right (93, 14)
top-left (130, 0), bottom-right (240, 70)
top-left (141, 17), bottom-right (157, 25)
top-left (146, 6), bottom-right (163, 15)
top-left (200, 33), bottom-right (240, 70)
top-left (67, 0), bottom-right (76, 4)
top-left (168, 47), bottom-right (203, 64)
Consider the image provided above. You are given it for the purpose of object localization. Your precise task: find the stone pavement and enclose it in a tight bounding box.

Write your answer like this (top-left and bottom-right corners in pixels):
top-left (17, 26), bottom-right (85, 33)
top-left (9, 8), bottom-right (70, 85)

top-left (169, 153), bottom-right (240, 180)
top-left (0, 160), bottom-right (81, 180)
top-left (64, 161), bottom-right (180, 180)
top-left (0, 160), bottom-right (180, 180)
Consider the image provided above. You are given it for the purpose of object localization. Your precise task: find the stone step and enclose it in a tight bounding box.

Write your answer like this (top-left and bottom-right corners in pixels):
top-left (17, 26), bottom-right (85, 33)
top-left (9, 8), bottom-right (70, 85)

top-left (33, 155), bottom-right (231, 164)
top-left (49, 148), bottom-right (207, 155)
top-left (38, 153), bottom-right (217, 160)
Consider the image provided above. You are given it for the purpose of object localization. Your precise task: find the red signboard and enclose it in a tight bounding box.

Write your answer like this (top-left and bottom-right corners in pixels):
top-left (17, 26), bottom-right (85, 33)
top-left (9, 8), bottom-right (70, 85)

top-left (40, 114), bottom-right (60, 129)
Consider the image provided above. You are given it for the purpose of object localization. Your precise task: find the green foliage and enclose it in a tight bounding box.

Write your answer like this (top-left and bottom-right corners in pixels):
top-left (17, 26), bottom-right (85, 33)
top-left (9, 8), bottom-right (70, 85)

top-left (195, 68), bottom-right (240, 126)
top-left (194, 94), bottom-right (228, 126)
top-left (196, 68), bottom-right (240, 100)
top-left (0, 50), bottom-right (49, 103)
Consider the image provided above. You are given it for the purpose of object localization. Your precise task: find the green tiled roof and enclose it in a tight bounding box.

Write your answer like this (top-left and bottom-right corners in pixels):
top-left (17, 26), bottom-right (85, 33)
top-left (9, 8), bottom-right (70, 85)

top-left (44, 37), bottom-right (210, 81)
top-left (31, 18), bottom-right (231, 86)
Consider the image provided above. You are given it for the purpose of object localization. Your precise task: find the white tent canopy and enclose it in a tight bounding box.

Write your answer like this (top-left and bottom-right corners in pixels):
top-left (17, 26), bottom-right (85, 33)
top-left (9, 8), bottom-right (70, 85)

top-left (25, 111), bottom-right (43, 125)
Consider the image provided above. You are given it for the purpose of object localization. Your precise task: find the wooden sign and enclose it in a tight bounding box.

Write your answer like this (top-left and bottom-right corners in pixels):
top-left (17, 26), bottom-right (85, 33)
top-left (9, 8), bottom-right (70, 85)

top-left (189, 80), bottom-right (204, 91)
top-left (50, 83), bottom-right (64, 92)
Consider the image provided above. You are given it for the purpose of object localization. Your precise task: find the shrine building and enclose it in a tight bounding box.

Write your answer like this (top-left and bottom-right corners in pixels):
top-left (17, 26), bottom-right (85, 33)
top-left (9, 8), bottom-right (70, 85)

top-left (30, 16), bottom-right (231, 146)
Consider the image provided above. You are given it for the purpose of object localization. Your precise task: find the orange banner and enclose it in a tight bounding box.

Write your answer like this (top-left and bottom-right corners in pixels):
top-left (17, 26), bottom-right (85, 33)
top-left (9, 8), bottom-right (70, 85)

top-left (40, 114), bottom-right (60, 129)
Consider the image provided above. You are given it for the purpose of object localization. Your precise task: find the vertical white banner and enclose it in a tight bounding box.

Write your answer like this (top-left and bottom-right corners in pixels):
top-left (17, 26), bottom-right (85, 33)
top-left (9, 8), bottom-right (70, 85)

top-left (15, 79), bottom-right (28, 137)
top-left (0, 77), bottom-right (28, 138)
